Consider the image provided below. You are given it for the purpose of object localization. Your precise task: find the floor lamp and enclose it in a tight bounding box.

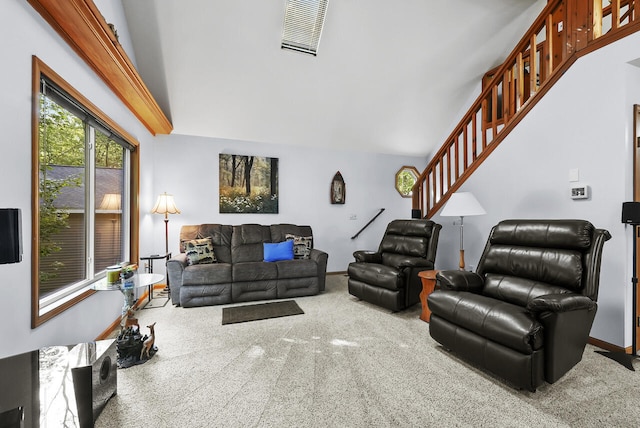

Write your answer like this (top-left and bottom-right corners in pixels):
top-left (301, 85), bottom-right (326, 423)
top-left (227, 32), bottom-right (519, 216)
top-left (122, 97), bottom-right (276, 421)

top-left (440, 192), bottom-right (486, 270)
top-left (596, 201), bottom-right (640, 370)
top-left (151, 192), bottom-right (181, 255)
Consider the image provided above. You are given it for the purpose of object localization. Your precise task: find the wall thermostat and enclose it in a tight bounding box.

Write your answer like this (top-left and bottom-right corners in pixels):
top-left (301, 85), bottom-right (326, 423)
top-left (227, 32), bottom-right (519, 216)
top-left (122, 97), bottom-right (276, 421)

top-left (570, 183), bottom-right (589, 200)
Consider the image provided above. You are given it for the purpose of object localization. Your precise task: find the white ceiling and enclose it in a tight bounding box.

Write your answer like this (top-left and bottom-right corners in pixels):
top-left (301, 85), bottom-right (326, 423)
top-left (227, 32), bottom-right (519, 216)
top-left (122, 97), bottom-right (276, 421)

top-left (121, 0), bottom-right (544, 156)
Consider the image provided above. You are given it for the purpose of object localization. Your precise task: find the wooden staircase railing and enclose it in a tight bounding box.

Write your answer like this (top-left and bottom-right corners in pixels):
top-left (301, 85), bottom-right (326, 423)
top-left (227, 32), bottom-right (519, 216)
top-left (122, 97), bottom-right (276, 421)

top-left (413, 0), bottom-right (640, 218)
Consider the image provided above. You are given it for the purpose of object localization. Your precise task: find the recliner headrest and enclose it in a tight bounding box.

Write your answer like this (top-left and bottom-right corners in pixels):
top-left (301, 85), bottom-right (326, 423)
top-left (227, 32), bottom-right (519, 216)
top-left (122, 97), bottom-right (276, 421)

top-left (386, 219), bottom-right (435, 238)
top-left (490, 219), bottom-right (594, 251)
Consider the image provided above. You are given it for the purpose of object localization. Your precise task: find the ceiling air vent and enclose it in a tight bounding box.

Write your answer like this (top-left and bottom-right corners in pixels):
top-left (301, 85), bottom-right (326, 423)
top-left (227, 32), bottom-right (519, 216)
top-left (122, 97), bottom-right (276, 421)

top-left (281, 0), bottom-right (329, 56)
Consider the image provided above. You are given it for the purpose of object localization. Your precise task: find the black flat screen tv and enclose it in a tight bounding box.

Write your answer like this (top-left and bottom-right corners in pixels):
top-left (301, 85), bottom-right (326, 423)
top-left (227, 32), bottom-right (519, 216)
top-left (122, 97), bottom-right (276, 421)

top-left (0, 208), bottom-right (22, 264)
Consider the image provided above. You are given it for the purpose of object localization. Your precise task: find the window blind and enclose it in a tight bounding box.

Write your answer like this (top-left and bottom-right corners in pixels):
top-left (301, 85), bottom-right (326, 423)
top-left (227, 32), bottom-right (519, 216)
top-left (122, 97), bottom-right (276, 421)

top-left (281, 0), bottom-right (329, 56)
top-left (41, 77), bottom-right (135, 152)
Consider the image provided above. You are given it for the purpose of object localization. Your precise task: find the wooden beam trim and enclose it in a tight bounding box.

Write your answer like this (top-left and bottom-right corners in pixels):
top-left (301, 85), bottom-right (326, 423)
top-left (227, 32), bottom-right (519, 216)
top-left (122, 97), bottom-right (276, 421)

top-left (27, 0), bottom-right (172, 136)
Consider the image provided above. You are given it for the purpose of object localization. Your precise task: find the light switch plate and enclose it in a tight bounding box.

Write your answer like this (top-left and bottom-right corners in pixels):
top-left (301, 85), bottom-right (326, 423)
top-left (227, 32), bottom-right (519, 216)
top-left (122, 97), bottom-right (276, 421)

top-left (569, 168), bottom-right (579, 182)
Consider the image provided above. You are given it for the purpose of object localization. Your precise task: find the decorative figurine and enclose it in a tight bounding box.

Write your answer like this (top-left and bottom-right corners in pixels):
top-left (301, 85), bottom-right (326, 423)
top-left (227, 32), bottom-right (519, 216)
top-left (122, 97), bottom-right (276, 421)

top-left (116, 321), bottom-right (157, 368)
top-left (124, 308), bottom-right (139, 331)
top-left (140, 322), bottom-right (156, 360)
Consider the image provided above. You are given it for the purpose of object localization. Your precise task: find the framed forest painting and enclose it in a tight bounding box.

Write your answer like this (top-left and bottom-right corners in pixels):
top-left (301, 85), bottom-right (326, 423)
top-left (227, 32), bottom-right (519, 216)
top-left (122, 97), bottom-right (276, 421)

top-left (219, 154), bottom-right (279, 213)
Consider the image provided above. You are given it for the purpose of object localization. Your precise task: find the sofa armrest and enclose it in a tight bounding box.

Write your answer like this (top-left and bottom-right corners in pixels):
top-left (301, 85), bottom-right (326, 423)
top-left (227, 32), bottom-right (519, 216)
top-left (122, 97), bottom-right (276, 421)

top-left (166, 253), bottom-right (188, 305)
top-left (310, 248), bottom-right (329, 292)
top-left (527, 294), bottom-right (596, 314)
top-left (353, 250), bottom-right (382, 263)
top-left (436, 270), bottom-right (484, 292)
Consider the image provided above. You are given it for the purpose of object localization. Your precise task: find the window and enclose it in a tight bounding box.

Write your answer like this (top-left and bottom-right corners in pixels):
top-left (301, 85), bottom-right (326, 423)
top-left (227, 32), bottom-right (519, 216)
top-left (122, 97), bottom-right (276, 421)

top-left (32, 57), bottom-right (139, 327)
top-left (395, 166), bottom-right (419, 198)
top-left (281, 0), bottom-right (329, 56)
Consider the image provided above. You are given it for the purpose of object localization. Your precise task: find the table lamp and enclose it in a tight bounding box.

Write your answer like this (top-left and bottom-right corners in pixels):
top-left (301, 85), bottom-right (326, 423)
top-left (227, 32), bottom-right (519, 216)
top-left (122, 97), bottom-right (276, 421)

top-left (440, 191), bottom-right (486, 270)
top-left (151, 192), bottom-right (180, 254)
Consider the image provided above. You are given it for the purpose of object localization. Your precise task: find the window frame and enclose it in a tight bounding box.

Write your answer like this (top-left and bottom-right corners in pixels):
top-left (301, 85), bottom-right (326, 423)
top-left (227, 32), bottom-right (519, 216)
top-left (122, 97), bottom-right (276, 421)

top-left (31, 56), bottom-right (140, 328)
top-left (395, 166), bottom-right (419, 198)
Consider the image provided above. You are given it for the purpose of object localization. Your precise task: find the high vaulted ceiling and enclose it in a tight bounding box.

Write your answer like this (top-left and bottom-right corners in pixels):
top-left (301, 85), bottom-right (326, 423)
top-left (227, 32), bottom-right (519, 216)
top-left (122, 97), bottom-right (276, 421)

top-left (121, 0), bottom-right (544, 156)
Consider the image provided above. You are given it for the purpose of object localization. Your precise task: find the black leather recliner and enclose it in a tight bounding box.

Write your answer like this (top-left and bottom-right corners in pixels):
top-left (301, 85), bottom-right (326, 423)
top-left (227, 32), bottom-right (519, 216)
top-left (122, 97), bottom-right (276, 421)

top-left (348, 219), bottom-right (441, 311)
top-left (428, 219), bottom-right (611, 391)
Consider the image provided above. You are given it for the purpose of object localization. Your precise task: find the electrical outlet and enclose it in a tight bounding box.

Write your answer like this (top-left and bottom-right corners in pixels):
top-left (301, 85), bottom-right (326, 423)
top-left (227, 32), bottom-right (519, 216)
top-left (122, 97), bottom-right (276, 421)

top-left (349, 214), bottom-right (357, 220)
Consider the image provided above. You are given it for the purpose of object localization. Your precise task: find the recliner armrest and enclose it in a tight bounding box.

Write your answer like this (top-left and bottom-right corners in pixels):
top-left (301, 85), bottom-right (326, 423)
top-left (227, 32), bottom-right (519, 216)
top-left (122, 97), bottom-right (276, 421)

top-left (436, 270), bottom-right (484, 292)
top-left (397, 258), bottom-right (435, 269)
top-left (353, 250), bottom-right (382, 263)
top-left (526, 293), bottom-right (596, 313)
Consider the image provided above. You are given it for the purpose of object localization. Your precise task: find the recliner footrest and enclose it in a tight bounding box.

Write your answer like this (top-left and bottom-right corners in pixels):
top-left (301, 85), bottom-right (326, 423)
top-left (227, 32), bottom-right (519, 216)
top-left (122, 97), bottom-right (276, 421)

top-left (348, 262), bottom-right (402, 291)
top-left (428, 290), bottom-right (543, 354)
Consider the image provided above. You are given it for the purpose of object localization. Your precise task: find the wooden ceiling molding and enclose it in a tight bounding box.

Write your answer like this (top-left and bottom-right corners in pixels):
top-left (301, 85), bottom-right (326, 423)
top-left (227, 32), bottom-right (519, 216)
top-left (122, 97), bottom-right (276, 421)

top-left (27, 0), bottom-right (172, 135)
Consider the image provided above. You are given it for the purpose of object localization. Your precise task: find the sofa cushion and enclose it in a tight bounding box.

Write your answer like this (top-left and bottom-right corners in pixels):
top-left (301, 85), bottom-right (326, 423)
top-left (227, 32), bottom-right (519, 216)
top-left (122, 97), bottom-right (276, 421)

top-left (232, 280), bottom-right (278, 302)
top-left (276, 259), bottom-right (318, 279)
top-left (285, 234), bottom-right (312, 259)
top-left (233, 261), bottom-right (278, 282)
top-left (232, 224), bottom-right (272, 263)
top-left (182, 263), bottom-right (232, 285)
top-left (270, 224), bottom-right (314, 245)
top-left (264, 240), bottom-right (294, 262)
top-left (184, 238), bottom-right (217, 265)
top-left (179, 224), bottom-right (233, 263)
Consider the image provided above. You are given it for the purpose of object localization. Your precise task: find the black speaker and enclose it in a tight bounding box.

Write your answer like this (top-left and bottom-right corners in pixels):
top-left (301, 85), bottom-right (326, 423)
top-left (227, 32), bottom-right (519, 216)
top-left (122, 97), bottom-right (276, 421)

top-left (70, 339), bottom-right (117, 427)
top-left (622, 202), bottom-right (640, 225)
top-left (411, 209), bottom-right (422, 219)
top-left (0, 407), bottom-right (23, 428)
top-left (0, 209), bottom-right (21, 264)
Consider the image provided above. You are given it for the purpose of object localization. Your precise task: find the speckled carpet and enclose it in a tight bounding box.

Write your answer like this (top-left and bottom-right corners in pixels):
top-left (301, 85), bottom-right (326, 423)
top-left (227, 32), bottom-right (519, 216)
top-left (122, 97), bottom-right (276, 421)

top-left (96, 275), bottom-right (640, 427)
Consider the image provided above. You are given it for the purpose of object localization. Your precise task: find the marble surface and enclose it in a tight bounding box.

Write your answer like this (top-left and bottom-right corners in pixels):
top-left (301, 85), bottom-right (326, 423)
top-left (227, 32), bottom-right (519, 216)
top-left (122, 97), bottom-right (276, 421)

top-left (0, 339), bottom-right (116, 427)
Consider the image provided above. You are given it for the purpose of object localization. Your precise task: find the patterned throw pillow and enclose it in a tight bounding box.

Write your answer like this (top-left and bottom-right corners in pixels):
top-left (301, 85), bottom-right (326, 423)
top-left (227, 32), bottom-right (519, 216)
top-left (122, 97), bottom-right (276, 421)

top-left (184, 238), bottom-right (216, 265)
top-left (285, 234), bottom-right (312, 260)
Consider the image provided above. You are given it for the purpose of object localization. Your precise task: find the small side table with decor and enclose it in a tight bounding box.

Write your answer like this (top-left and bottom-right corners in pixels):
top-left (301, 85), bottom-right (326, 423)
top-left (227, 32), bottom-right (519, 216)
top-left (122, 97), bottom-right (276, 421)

top-left (418, 270), bottom-right (439, 322)
top-left (140, 253), bottom-right (171, 306)
top-left (92, 273), bottom-right (164, 323)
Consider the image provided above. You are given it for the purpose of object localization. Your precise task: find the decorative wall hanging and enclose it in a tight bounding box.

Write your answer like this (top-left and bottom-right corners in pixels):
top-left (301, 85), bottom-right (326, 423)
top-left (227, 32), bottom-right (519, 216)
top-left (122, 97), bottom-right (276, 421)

top-left (219, 154), bottom-right (279, 213)
top-left (331, 171), bottom-right (345, 204)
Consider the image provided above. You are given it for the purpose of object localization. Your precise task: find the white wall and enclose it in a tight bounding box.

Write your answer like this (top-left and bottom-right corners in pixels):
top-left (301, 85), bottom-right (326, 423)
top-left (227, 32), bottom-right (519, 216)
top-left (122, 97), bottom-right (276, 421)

top-left (4, 0), bottom-right (639, 358)
top-left (141, 134), bottom-right (427, 273)
top-left (432, 32), bottom-right (640, 348)
top-left (0, 0), bottom-right (153, 358)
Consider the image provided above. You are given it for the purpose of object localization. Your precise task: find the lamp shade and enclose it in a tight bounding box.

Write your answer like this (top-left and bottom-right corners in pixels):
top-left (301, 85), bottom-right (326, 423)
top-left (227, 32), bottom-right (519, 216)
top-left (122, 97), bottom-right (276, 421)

top-left (151, 192), bottom-right (180, 216)
top-left (99, 193), bottom-right (121, 211)
top-left (440, 192), bottom-right (486, 217)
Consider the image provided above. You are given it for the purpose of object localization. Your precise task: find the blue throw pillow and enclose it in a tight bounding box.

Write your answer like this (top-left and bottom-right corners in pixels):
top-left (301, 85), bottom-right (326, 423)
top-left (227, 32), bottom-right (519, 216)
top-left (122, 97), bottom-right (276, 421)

top-left (264, 240), bottom-right (294, 262)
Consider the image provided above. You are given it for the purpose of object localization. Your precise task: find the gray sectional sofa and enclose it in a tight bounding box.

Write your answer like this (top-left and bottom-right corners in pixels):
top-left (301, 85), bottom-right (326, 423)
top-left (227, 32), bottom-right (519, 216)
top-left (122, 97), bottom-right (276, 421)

top-left (166, 223), bottom-right (328, 308)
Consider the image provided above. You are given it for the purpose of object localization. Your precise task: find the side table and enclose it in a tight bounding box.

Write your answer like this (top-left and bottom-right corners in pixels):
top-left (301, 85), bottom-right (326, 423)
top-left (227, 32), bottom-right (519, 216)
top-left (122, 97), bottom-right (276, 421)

top-left (92, 273), bottom-right (164, 324)
top-left (140, 253), bottom-right (171, 304)
top-left (418, 270), bottom-right (439, 322)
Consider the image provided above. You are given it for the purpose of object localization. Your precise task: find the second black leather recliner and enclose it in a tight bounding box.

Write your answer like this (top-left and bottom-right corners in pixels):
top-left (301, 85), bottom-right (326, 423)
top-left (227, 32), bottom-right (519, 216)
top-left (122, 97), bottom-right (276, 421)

top-left (348, 219), bottom-right (441, 311)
